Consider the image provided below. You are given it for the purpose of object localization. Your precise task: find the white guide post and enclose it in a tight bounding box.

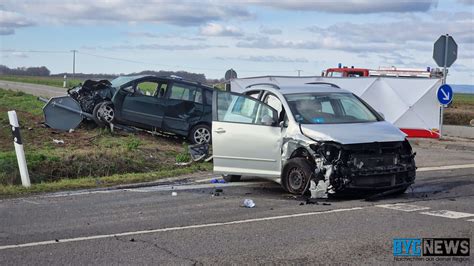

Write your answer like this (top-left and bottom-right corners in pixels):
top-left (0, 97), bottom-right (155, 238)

top-left (8, 110), bottom-right (31, 187)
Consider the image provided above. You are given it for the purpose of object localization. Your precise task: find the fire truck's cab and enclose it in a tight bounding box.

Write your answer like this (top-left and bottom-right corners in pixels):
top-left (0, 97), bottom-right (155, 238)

top-left (323, 66), bottom-right (369, 77)
top-left (323, 65), bottom-right (443, 79)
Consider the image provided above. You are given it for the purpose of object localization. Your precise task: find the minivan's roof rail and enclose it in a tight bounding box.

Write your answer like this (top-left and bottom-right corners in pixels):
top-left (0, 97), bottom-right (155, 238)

top-left (305, 82), bottom-right (340, 88)
top-left (245, 83), bottom-right (281, 90)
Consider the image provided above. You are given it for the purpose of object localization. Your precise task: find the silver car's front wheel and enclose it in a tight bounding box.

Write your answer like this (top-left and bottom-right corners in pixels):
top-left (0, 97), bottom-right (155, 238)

top-left (190, 124), bottom-right (211, 144)
top-left (282, 158), bottom-right (314, 194)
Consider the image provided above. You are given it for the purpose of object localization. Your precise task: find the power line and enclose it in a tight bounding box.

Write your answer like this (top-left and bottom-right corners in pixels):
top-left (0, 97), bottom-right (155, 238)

top-left (0, 50), bottom-right (70, 54)
top-left (1, 49), bottom-right (311, 75)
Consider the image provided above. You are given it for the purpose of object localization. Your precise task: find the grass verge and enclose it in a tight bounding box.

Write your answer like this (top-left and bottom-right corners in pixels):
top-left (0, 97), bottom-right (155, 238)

top-left (0, 162), bottom-right (212, 198)
top-left (0, 87), bottom-right (212, 197)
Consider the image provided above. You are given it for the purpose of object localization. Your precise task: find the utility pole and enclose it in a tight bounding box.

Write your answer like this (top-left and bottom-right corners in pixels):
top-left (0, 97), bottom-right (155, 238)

top-left (296, 70), bottom-right (303, 77)
top-left (71, 50), bottom-right (77, 82)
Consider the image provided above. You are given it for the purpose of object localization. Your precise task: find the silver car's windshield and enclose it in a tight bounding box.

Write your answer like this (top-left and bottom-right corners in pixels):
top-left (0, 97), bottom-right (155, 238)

top-left (285, 92), bottom-right (380, 124)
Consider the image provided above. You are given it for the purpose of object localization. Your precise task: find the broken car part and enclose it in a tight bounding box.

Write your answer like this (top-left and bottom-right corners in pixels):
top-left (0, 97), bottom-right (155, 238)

top-left (39, 96), bottom-right (93, 131)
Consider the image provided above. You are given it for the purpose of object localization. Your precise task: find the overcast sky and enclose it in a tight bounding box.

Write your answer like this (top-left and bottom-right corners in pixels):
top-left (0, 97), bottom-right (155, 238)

top-left (0, 0), bottom-right (473, 84)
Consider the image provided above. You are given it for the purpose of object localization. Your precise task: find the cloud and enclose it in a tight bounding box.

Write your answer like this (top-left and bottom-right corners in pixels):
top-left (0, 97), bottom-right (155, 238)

top-left (259, 26), bottom-right (282, 35)
top-left (0, 10), bottom-right (35, 35)
top-left (2, 0), bottom-right (253, 27)
top-left (217, 55), bottom-right (308, 63)
top-left (0, 51), bottom-right (29, 58)
top-left (457, 0), bottom-right (474, 5)
top-left (84, 43), bottom-right (225, 51)
top-left (236, 36), bottom-right (399, 52)
top-left (200, 23), bottom-right (243, 36)
top-left (245, 0), bottom-right (438, 13)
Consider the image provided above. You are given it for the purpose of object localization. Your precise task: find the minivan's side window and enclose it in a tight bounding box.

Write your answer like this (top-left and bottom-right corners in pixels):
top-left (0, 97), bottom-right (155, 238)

top-left (137, 81), bottom-right (159, 95)
top-left (169, 83), bottom-right (197, 102)
top-left (217, 92), bottom-right (275, 125)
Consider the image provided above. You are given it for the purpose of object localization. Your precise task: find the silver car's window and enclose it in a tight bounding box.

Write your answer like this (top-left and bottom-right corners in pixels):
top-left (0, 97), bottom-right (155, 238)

top-left (217, 92), bottom-right (275, 125)
top-left (285, 93), bottom-right (379, 124)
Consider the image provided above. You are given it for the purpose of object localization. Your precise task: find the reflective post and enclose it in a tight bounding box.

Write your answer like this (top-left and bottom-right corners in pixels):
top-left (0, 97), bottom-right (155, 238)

top-left (8, 110), bottom-right (31, 187)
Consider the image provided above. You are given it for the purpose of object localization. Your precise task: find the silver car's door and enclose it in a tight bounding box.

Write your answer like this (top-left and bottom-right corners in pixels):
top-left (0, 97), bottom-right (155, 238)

top-left (212, 91), bottom-right (282, 178)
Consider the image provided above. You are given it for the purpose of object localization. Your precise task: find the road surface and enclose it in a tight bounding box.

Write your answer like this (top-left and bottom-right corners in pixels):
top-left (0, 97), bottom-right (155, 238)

top-left (0, 80), bottom-right (65, 98)
top-left (1, 140), bottom-right (473, 264)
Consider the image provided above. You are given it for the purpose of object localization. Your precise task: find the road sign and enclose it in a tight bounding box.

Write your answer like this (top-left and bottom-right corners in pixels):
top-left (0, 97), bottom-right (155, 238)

top-left (437, 84), bottom-right (453, 105)
top-left (433, 35), bottom-right (457, 68)
top-left (225, 69), bottom-right (237, 80)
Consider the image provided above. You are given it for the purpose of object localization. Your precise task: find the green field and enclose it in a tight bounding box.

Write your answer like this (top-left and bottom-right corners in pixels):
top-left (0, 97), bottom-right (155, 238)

top-left (452, 93), bottom-right (474, 106)
top-left (0, 88), bottom-right (210, 197)
top-left (0, 75), bottom-right (83, 88)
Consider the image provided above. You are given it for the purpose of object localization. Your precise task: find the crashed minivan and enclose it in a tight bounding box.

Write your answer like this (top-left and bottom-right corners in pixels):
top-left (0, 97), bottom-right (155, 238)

top-left (212, 83), bottom-right (416, 197)
top-left (70, 75), bottom-right (214, 144)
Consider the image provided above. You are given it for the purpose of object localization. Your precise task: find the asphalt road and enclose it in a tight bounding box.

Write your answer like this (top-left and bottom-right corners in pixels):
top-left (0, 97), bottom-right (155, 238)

top-left (0, 80), bottom-right (65, 98)
top-left (1, 141), bottom-right (473, 264)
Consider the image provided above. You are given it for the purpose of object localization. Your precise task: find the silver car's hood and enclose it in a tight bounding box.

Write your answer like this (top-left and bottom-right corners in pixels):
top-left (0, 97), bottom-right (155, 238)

top-left (300, 121), bottom-right (406, 144)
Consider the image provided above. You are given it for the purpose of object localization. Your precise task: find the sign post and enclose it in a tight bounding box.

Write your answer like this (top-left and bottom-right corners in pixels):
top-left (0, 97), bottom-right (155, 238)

top-left (433, 34), bottom-right (457, 137)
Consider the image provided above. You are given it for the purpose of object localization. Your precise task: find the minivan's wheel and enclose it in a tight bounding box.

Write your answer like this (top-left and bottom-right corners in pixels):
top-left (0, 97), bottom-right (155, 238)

top-left (282, 158), bottom-right (314, 194)
top-left (93, 101), bottom-right (115, 126)
top-left (189, 124), bottom-right (211, 144)
top-left (223, 175), bottom-right (241, 182)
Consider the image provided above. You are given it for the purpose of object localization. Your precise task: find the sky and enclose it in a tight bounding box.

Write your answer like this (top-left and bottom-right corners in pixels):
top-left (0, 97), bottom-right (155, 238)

top-left (0, 0), bottom-right (473, 84)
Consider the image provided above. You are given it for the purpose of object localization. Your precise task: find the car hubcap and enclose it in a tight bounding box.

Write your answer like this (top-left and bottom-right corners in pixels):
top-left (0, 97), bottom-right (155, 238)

top-left (99, 104), bottom-right (114, 123)
top-left (288, 168), bottom-right (305, 191)
top-left (194, 127), bottom-right (210, 144)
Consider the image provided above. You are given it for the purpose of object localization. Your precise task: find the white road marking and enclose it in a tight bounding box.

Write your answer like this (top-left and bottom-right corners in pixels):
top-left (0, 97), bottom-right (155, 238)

top-left (417, 164), bottom-right (474, 172)
top-left (419, 210), bottom-right (474, 219)
top-left (22, 199), bottom-right (40, 205)
top-left (0, 207), bottom-right (364, 251)
top-left (376, 203), bottom-right (430, 212)
top-left (467, 219), bottom-right (474, 222)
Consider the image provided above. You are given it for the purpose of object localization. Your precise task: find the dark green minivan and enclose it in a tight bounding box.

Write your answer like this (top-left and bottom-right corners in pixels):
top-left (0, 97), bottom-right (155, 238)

top-left (94, 75), bottom-right (214, 144)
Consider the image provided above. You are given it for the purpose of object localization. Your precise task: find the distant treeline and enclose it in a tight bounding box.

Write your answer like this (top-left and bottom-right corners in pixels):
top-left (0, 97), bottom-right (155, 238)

top-left (0, 65), bottom-right (50, 76)
top-left (0, 65), bottom-right (225, 85)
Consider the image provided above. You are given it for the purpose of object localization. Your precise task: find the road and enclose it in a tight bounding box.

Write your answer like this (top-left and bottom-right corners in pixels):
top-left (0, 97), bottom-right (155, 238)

top-left (1, 140), bottom-right (473, 264)
top-left (0, 80), bottom-right (65, 98)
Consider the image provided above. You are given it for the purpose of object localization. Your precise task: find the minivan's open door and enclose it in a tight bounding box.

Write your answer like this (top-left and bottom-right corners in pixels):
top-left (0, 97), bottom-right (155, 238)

top-left (212, 91), bottom-right (282, 177)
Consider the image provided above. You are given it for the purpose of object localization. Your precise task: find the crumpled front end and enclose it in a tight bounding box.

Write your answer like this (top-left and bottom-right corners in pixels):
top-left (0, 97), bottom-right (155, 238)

top-left (309, 140), bottom-right (416, 197)
top-left (68, 79), bottom-right (115, 114)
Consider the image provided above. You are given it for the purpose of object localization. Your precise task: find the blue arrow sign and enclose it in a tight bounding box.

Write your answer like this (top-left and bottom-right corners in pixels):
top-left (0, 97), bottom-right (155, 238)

top-left (437, 84), bottom-right (453, 105)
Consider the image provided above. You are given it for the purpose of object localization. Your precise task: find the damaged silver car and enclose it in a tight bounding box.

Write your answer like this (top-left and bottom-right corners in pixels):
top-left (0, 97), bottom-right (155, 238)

top-left (212, 83), bottom-right (416, 197)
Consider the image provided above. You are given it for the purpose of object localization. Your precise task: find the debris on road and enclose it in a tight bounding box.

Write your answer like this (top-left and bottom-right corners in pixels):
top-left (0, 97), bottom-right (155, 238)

top-left (171, 192), bottom-right (178, 197)
top-left (210, 178), bottom-right (226, 184)
top-left (243, 199), bottom-right (256, 208)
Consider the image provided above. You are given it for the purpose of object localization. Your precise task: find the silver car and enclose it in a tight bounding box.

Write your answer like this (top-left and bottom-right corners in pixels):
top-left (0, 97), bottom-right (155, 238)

top-left (212, 83), bottom-right (416, 197)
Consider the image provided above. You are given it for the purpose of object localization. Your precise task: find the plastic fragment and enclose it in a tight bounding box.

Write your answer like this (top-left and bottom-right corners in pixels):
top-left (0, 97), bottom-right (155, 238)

top-left (243, 199), bottom-right (255, 208)
top-left (171, 192), bottom-right (177, 196)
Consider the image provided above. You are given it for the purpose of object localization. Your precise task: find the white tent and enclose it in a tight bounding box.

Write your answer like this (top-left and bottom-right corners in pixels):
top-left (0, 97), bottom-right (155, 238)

top-left (230, 76), bottom-right (442, 138)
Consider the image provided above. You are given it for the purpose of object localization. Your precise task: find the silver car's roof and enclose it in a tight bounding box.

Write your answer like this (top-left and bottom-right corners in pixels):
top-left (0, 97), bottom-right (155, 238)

top-left (244, 84), bottom-right (350, 95)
